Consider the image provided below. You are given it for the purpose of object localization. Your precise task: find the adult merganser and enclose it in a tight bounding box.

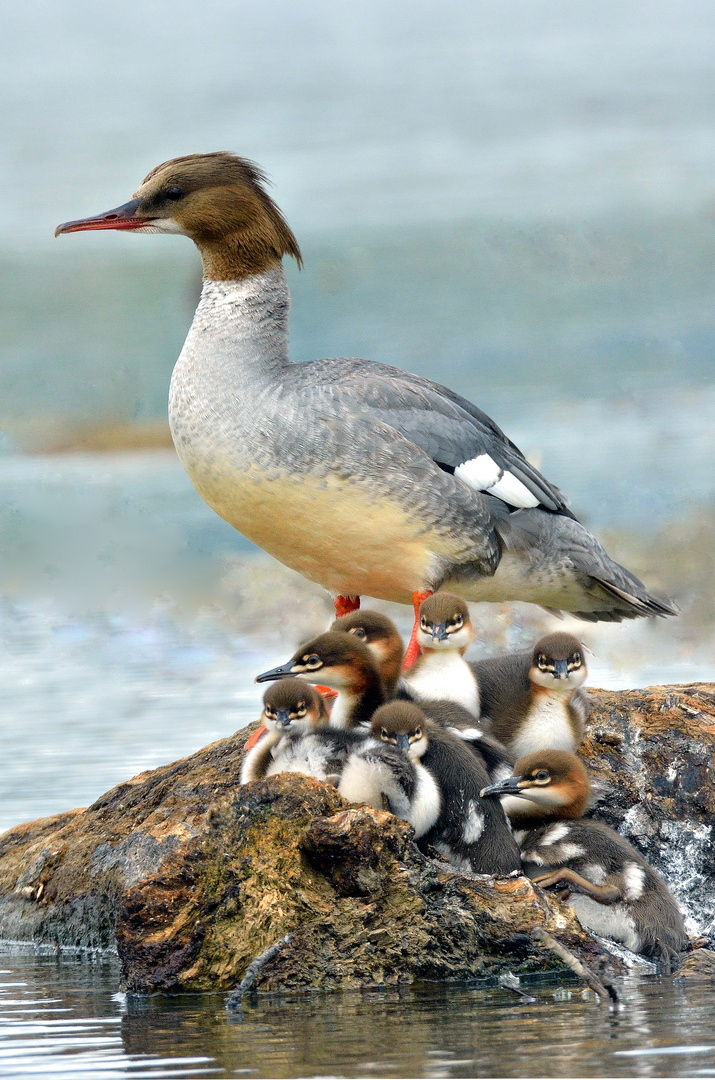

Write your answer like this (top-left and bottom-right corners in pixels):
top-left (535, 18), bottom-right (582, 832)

top-left (473, 632), bottom-right (588, 757)
top-left (480, 750), bottom-right (688, 968)
top-left (56, 153), bottom-right (676, 667)
top-left (240, 678), bottom-right (328, 784)
top-left (375, 701), bottom-right (521, 876)
top-left (402, 592), bottom-right (480, 716)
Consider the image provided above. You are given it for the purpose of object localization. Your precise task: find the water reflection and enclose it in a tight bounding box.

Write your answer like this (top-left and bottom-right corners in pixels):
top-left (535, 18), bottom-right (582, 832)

top-left (0, 951), bottom-right (714, 1077)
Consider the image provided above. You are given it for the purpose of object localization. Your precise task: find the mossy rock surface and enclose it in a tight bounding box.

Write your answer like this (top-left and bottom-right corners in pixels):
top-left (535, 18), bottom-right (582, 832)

top-left (0, 683), bottom-right (712, 993)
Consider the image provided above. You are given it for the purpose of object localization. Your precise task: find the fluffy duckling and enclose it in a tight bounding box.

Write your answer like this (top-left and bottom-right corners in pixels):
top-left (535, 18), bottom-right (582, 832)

top-left (472, 632), bottom-right (588, 758)
top-left (375, 702), bottom-right (521, 876)
top-left (240, 679), bottom-right (329, 784)
top-left (402, 592), bottom-right (481, 717)
top-left (480, 750), bottom-right (688, 969)
top-left (338, 702), bottom-right (441, 838)
top-left (255, 630), bottom-right (386, 729)
top-left (330, 609), bottom-right (405, 697)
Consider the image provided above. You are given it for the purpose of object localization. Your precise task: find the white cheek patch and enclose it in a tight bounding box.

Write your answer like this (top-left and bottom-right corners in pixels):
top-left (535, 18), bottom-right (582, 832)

top-left (462, 800), bottom-right (485, 844)
top-left (134, 219), bottom-right (187, 235)
top-left (455, 453), bottom-right (540, 509)
top-left (623, 862), bottom-right (646, 900)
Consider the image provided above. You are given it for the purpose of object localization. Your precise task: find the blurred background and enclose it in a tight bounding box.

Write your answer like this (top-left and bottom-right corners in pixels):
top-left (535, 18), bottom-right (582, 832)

top-left (1, 0), bottom-right (714, 828)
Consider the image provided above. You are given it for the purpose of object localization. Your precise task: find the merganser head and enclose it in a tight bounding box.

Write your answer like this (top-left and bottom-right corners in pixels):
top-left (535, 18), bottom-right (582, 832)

top-left (55, 152), bottom-right (302, 280)
top-left (529, 632), bottom-right (587, 690)
top-left (417, 592), bottom-right (473, 651)
top-left (330, 610), bottom-right (404, 694)
top-left (255, 631), bottom-right (383, 695)
top-left (371, 702), bottom-right (429, 760)
top-left (480, 749), bottom-right (591, 820)
top-left (261, 678), bottom-right (328, 735)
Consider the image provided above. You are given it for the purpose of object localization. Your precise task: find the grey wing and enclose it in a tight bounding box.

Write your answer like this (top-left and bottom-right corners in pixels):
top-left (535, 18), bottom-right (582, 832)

top-left (311, 359), bottom-right (575, 517)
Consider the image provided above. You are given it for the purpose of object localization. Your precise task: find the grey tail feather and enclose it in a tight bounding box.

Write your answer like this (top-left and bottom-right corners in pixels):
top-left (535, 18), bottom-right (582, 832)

top-left (575, 576), bottom-right (678, 622)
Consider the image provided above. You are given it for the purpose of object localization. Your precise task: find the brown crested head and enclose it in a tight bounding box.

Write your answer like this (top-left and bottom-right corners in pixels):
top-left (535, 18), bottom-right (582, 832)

top-left (370, 701), bottom-right (428, 750)
top-left (262, 678), bottom-right (328, 723)
top-left (272, 630), bottom-right (383, 693)
top-left (510, 750), bottom-right (591, 818)
top-left (56, 152), bottom-right (301, 281)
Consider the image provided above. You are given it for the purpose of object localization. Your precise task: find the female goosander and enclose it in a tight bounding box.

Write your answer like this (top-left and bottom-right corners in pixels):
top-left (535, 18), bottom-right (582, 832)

top-left (402, 592), bottom-right (480, 716)
top-left (480, 750), bottom-right (687, 968)
top-left (375, 701), bottom-right (521, 876)
top-left (240, 679), bottom-right (329, 784)
top-left (473, 632), bottom-right (588, 758)
top-left (338, 702), bottom-right (442, 838)
top-left (56, 152), bottom-right (675, 664)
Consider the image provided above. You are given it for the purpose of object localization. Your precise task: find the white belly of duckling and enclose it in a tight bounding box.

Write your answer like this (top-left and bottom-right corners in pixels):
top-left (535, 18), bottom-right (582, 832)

top-left (405, 651), bottom-right (479, 717)
top-left (510, 694), bottom-right (576, 759)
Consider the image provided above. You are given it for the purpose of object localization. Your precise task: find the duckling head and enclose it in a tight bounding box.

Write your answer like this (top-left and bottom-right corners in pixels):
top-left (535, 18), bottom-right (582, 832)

top-left (261, 678), bottom-right (328, 735)
top-left (331, 610), bottom-right (404, 692)
top-left (56, 152), bottom-right (302, 280)
top-left (529, 632), bottom-right (587, 691)
top-left (417, 592), bottom-right (474, 652)
top-left (480, 749), bottom-right (591, 820)
top-left (255, 631), bottom-right (382, 694)
top-left (371, 702), bottom-right (429, 760)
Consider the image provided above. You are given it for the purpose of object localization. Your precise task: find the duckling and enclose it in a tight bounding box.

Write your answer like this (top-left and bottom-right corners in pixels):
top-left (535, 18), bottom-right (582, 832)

top-left (330, 610), bottom-right (405, 697)
top-left (402, 593), bottom-right (481, 717)
top-left (338, 702), bottom-right (441, 838)
top-left (327, 609), bottom-right (513, 781)
top-left (240, 679), bottom-right (329, 784)
top-left (480, 750), bottom-right (688, 969)
top-left (375, 701), bottom-right (521, 876)
top-left (472, 632), bottom-right (588, 758)
top-left (255, 630), bottom-right (386, 729)
top-left (57, 153), bottom-right (675, 671)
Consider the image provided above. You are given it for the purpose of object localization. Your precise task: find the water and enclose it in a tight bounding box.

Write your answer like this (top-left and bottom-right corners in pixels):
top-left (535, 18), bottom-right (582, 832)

top-left (0, 956), bottom-right (715, 1078)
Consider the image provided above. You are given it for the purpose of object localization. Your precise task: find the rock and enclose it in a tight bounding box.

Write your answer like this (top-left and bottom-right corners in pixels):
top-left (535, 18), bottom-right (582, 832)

top-left (674, 947), bottom-right (715, 982)
top-left (580, 683), bottom-right (715, 938)
top-left (0, 683), bottom-right (712, 993)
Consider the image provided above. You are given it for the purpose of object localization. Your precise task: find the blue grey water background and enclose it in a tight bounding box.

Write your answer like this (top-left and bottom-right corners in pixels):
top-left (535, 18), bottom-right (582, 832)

top-left (1, 0), bottom-right (715, 1074)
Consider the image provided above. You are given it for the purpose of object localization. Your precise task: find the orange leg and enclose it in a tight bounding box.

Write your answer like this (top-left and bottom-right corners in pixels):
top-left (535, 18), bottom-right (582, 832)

top-left (334, 594), bottom-right (360, 618)
top-left (402, 589), bottom-right (433, 671)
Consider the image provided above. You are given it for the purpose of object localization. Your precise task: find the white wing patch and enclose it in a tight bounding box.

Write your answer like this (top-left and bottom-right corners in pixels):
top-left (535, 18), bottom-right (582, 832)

top-left (462, 800), bottom-right (485, 844)
top-left (623, 861), bottom-right (646, 900)
top-left (455, 453), bottom-right (540, 509)
top-left (540, 822), bottom-right (571, 846)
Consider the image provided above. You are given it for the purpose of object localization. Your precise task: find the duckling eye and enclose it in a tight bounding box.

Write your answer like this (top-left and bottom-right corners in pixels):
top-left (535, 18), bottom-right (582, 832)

top-left (380, 728), bottom-right (389, 740)
top-left (303, 654), bottom-right (322, 670)
top-left (449, 614), bottom-right (463, 629)
top-left (537, 654), bottom-right (549, 668)
top-left (412, 727), bottom-right (422, 740)
top-left (264, 706), bottom-right (276, 719)
top-left (294, 704), bottom-right (306, 717)
top-left (350, 627), bottom-right (367, 640)
top-left (570, 652), bottom-right (582, 666)
top-left (165, 187), bottom-right (185, 200)
top-left (535, 770), bottom-right (549, 782)
top-left (420, 617), bottom-right (429, 631)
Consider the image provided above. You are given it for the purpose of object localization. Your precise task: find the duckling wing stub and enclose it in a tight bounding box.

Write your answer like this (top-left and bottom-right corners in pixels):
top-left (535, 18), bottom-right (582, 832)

top-left (316, 360), bottom-right (574, 518)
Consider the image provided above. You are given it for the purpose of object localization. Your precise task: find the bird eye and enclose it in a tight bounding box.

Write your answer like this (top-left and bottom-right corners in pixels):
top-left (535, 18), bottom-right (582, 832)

top-left (304, 654), bottom-right (322, 669)
top-left (165, 187), bottom-right (185, 200)
top-left (295, 705), bottom-right (306, 716)
top-left (570, 653), bottom-right (581, 665)
top-left (350, 627), bottom-right (367, 640)
top-left (264, 706), bottom-right (276, 718)
top-left (380, 728), bottom-right (389, 740)
top-left (535, 770), bottom-right (549, 781)
top-left (413, 728), bottom-right (422, 740)
top-left (450, 614), bottom-right (463, 629)
top-left (420, 617), bottom-right (429, 631)
top-left (537, 654), bottom-right (548, 668)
